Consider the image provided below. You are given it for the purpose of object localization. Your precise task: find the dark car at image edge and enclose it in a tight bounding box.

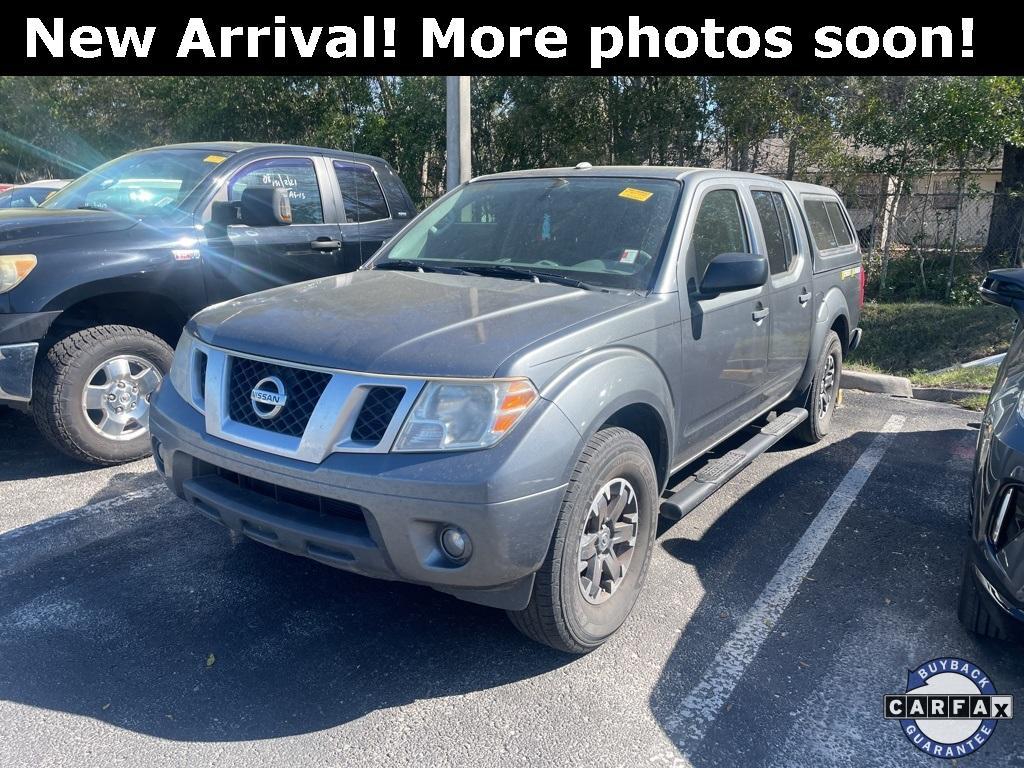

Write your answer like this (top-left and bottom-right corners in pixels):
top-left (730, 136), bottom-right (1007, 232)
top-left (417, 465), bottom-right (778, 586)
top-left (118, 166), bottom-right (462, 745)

top-left (0, 141), bottom-right (415, 464)
top-left (962, 268), bottom-right (1024, 641)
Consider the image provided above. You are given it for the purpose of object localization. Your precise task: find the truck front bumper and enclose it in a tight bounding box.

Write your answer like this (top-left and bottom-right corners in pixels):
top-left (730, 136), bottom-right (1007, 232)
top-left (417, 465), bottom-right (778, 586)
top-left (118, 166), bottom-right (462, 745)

top-left (149, 383), bottom-right (579, 610)
top-left (0, 310), bottom-right (60, 404)
top-left (0, 343), bottom-right (38, 404)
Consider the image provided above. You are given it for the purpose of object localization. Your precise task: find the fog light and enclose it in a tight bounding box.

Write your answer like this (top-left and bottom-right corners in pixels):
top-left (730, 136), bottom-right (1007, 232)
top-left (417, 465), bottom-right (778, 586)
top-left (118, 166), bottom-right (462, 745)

top-left (439, 526), bottom-right (471, 562)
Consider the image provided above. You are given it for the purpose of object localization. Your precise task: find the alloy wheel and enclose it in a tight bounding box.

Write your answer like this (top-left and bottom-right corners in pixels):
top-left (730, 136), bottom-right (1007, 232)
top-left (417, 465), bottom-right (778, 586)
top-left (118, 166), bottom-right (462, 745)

top-left (81, 355), bottom-right (162, 441)
top-left (578, 477), bottom-right (640, 605)
top-left (819, 353), bottom-right (837, 417)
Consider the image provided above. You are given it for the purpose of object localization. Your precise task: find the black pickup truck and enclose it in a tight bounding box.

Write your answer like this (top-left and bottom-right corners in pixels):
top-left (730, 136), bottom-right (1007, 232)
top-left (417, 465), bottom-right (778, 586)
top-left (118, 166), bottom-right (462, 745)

top-left (0, 142), bottom-right (415, 464)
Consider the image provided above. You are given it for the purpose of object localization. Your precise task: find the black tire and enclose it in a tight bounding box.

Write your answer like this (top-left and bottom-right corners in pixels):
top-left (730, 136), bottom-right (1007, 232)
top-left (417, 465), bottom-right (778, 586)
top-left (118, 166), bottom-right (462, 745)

top-left (957, 552), bottom-right (1012, 641)
top-left (508, 427), bottom-right (658, 653)
top-left (794, 330), bottom-right (842, 445)
top-left (32, 325), bottom-right (173, 466)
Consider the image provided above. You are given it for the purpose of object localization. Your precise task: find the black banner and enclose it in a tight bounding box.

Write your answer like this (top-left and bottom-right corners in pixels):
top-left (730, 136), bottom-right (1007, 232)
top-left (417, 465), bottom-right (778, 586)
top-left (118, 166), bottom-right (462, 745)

top-left (2, 13), bottom-right (1018, 75)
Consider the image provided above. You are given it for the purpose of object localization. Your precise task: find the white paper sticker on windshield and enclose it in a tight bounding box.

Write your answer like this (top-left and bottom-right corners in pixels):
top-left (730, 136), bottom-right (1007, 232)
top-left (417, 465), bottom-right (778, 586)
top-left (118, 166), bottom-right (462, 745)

top-left (620, 249), bottom-right (639, 264)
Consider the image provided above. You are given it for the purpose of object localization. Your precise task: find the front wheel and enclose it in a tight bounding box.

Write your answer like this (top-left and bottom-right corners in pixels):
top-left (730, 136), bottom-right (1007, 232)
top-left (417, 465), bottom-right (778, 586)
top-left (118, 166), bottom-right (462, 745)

top-left (32, 325), bottom-right (172, 465)
top-left (507, 427), bottom-right (658, 653)
top-left (957, 551), bottom-right (1014, 641)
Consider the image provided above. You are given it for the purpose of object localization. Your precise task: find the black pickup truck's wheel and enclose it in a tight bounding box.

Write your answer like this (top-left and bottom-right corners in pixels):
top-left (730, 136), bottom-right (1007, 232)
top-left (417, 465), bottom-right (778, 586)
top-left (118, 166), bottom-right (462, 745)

top-left (32, 325), bottom-right (172, 465)
top-left (508, 427), bottom-right (657, 653)
top-left (794, 330), bottom-right (842, 445)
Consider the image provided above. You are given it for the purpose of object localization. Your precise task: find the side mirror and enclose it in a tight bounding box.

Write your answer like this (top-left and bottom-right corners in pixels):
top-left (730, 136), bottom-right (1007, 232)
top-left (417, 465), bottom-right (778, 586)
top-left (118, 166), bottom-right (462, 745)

top-left (238, 187), bottom-right (293, 227)
top-left (980, 269), bottom-right (1024, 314)
top-left (210, 200), bottom-right (240, 227)
top-left (699, 252), bottom-right (769, 296)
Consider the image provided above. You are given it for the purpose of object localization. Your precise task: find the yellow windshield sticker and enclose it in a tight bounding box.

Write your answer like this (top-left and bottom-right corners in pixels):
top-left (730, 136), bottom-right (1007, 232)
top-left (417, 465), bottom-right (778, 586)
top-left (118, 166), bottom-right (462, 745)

top-left (619, 187), bottom-right (654, 202)
top-left (203, 154), bottom-right (228, 164)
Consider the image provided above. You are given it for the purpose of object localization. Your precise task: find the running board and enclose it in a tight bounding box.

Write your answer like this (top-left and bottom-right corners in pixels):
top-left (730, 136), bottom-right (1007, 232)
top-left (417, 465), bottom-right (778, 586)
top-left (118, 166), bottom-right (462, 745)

top-left (659, 407), bottom-right (808, 522)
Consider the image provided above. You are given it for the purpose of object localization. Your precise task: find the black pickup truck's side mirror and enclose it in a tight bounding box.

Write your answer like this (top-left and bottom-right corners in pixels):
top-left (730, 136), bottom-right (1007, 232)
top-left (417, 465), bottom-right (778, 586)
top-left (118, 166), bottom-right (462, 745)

top-left (980, 269), bottom-right (1024, 315)
top-left (699, 252), bottom-right (769, 296)
top-left (209, 200), bottom-right (240, 227)
top-left (210, 187), bottom-right (293, 228)
top-left (239, 187), bottom-right (293, 226)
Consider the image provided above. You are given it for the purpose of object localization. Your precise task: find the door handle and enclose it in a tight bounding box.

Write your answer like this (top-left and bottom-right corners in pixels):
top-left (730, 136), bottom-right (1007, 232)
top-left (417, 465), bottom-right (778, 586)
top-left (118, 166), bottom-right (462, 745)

top-left (798, 290), bottom-right (812, 305)
top-left (752, 306), bottom-right (770, 322)
top-left (311, 239), bottom-right (342, 251)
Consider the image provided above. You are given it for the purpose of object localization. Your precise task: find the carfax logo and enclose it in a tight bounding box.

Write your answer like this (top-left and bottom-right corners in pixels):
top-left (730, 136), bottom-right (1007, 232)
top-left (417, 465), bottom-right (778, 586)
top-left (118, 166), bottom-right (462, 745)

top-left (884, 657), bottom-right (1013, 759)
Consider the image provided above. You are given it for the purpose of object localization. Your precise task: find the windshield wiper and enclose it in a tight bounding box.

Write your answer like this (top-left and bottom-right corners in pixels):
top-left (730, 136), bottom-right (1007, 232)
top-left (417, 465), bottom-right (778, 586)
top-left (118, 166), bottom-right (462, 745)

top-left (76, 205), bottom-right (109, 212)
top-left (372, 261), bottom-right (470, 275)
top-left (457, 264), bottom-right (602, 291)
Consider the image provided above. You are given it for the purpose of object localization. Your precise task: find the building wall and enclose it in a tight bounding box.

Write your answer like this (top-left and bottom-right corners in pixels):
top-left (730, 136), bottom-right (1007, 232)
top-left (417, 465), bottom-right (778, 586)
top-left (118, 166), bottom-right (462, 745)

top-left (844, 170), bottom-right (1002, 250)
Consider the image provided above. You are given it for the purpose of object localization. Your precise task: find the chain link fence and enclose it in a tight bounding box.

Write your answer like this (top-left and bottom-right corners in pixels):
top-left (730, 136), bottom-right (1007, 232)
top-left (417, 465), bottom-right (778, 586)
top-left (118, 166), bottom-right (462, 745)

top-left (839, 182), bottom-right (1024, 303)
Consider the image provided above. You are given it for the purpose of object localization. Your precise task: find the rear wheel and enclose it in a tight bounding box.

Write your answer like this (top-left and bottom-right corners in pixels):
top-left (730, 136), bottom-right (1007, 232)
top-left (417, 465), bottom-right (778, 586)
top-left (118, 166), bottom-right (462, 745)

top-left (794, 330), bottom-right (842, 445)
top-left (508, 427), bottom-right (658, 653)
top-left (32, 325), bottom-right (172, 465)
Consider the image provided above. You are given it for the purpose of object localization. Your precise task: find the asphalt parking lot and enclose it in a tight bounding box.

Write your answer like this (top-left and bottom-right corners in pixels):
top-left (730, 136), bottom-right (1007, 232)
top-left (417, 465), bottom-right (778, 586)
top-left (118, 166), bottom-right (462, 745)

top-left (1, 390), bottom-right (1021, 767)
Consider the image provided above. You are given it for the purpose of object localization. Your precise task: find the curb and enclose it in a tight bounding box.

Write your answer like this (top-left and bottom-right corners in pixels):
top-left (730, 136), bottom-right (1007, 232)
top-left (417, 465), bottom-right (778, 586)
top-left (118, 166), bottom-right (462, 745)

top-left (912, 387), bottom-right (988, 404)
top-left (840, 369), bottom-right (913, 398)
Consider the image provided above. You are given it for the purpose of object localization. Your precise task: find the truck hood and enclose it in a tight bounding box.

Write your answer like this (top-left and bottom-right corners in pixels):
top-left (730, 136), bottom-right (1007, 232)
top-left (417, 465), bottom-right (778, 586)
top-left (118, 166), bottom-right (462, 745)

top-left (191, 270), bottom-right (642, 377)
top-left (0, 208), bottom-right (139, 245)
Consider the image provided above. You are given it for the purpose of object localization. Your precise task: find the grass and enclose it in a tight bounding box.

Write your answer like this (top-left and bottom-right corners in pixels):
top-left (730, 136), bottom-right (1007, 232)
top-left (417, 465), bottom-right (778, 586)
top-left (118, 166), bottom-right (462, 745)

top-left (848, 301), bottom-right (1014, 374)
top-left (844, 301), bottom-right (1011, 413)
top-left (907, 366), bottom-right (998, 390)
top-left (954, 394), bottom-right (990, 411)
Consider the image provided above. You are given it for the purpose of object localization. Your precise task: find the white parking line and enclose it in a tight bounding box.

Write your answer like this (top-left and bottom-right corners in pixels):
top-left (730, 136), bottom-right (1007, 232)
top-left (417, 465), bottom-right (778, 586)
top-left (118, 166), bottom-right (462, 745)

top-left (665, 413), bottom-right (906, 750)
top-left (0, 483), bottom-right (167, 544)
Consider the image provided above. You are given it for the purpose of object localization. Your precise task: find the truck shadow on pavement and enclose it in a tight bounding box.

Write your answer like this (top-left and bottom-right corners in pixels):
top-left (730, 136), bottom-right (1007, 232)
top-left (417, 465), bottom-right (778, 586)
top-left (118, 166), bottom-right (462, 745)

top-left (648, 421), bottom-right (1024, 765)
top-left (0, 407), bottom-right (96, 481)
top-left (0, 477), bottom-right (573, 741)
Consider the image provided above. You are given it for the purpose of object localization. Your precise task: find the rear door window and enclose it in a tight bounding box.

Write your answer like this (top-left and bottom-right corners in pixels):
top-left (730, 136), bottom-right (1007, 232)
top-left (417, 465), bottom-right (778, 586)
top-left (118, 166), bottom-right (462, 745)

top-left (333, 161), bottom-right (390, 223)
top-left (752, 190), bottom-right (796, 274)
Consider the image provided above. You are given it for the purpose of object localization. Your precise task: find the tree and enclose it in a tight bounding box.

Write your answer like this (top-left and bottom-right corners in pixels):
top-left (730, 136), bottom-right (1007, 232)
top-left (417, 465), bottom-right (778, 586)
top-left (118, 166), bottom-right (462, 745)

top-left (914, 77), bottom-right (1023, 297)
top-left (986, 144), bottom-right (1024, 265)
top-left (843, 77), bottom-right (938, 294)
top-left (708, 77), bottom-right (789, 172)
top-left (985, 78), bottom-right (1024, 265)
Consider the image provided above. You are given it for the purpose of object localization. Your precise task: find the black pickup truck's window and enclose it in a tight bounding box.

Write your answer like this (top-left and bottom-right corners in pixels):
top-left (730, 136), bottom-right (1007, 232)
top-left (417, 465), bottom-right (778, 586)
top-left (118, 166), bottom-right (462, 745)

top-left (376, 177), bottom-right (681, 291)
top-left (752, 190), bottom-right (796, 274)
top-left (43, 148), bottom-right (225, 217)
top-left (228, 158), bottom-right (324, 225)
top-left (334, 161), bottom-right (390, 223)
top-left (804, 199), bottom-right (840, 250)
top-left (690, 189), bottom-right (749, 280)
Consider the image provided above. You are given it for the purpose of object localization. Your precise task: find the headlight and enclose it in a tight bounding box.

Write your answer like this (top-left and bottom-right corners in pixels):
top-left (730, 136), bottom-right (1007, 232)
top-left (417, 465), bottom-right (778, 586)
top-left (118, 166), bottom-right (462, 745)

top-left (169, 331), bottom-right (196, 403)
top-left (393, 378), bottom-right (538, 452)
top-left (0, 255), bottom-right (37, 293)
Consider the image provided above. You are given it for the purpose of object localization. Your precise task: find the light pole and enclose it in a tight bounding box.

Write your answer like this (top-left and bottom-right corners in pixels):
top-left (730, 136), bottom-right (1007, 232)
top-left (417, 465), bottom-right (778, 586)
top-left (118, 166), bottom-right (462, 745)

top-left (446, 76), bottom-right (471, 191)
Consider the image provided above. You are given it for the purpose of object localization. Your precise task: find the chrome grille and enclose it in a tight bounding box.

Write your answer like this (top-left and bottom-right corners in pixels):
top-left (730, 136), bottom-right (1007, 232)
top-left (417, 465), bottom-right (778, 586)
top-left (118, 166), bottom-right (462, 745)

top-left (191, 344), bottom-right (425, 462)
top-left (351, 386), bottom-right (406, 444)
top-left (196, 351), bottom-right (208, 401)
top-left (227, 357), bottom-right (330, 437)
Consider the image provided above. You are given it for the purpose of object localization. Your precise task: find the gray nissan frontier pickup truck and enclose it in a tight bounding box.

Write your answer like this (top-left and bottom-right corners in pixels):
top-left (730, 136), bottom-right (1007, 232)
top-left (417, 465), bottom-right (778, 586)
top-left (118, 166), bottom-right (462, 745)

top-left (149, 166), bottom-right (863, 653)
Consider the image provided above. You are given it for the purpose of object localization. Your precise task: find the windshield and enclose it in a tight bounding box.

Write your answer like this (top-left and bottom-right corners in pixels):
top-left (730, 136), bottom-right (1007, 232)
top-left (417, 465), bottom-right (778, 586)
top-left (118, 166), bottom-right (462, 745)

top-left (43, 148), bottom-right (230, 217)
top-left (375, 177), bottom-right (681, 291)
